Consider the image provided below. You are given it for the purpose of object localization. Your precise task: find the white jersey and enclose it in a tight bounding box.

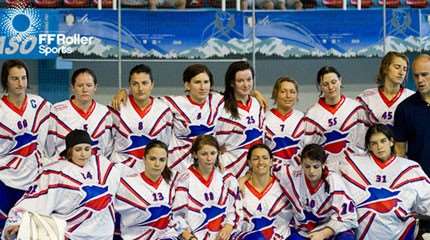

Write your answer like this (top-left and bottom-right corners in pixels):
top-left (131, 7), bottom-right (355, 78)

top-left (111, 96), bottom-right (172, 174)
top-left (0, 94), bottom-right (51, 190)
top-left (216, 97), bottom-right (265, 178)
top-left (265, 108), bottom-right (305, 169)
top-left (303, 96), bottom-right (369, 171)
top-left (4, 155), bottom-right (121, 240)
top-left (172, 166), bottom-right (241, 240)
top-left (236, 176), bottom-right (291, 240)
top-left (274, 165), bottom-right (357, 238)
top-left (115, 172), bottom-right (179, 239)
top-left (356, 87), bottom-right (414, 126)
top-left (340, 152), bottom-right (430, 240)
top-left (47, 99), bottom-right (113, 158)
top-left (163, 93), bottom-right (224, 173)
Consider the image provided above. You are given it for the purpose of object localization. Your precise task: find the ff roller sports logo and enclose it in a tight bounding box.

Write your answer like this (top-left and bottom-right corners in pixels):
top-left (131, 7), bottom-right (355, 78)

top-left (0, 4), bottom-right (94, 57)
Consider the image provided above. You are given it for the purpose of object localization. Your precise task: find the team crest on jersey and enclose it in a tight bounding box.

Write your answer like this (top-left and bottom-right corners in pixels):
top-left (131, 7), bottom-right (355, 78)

top-left (79, 185), bottom-right (112, 211)
top-left (298, 209), bottom-right (325, 232)
top-left (322, 130), bottom-right (349, 154)
top-left (272, 136), bottom-right (300, 159)
top-left (195, 206), bottom-right (226, 232)
top-left (238, 128), bottom-right (263, 150)
top-left (9, 132), bottom-right (38, 157)
top-left (137, 205), bottom-right (171, 229)
top-left (239, 216), bottom-right (274, 240)
top-left (184, 124), bottom-right (215, 138)
top-left (121, 134), bottom-right (153, 158)
top-left (358, 187), bottom-right (401, 213)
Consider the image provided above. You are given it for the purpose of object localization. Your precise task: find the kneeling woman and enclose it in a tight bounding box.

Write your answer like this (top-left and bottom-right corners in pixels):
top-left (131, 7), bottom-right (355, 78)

top-left (3, 130), bottom-right (121, 240)
top-left (284, 144), bottom-right (357, 240)
top-left (340, 124), bottom-right (430, 240)
top-left (237, 144), bottom-right (292, 240)
top-left (172, 135), bottom-right (241, 240)
top-left (115, 140), bottom-right (179, 239)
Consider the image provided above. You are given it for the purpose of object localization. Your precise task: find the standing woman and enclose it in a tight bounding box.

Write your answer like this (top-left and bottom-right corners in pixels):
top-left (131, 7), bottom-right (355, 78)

top-left (115, 140), bottom-right (179, 239)
top-left (283, 144), bottom-right (357, 240)
top-left (172, 135), bottom-right (241, 240)
top-left (303, 66), bottom-right (369, 171)
top-left (0, 60), bottom-right (51, 231)
top-left (236, 144), bottom-right (292, 240)
top-left (357, 51), bottom-right (414, 127)
top-left (216, 61), bottom-right (265, 178)
top-left (265, 76), bottom-right (305, 169)
top-left (110, 64), bottom-right (172, 174)
top-left (3, 130), bottom-right (121, 240)
top-left (162, 64), bottom-right (224, 173)
top-left (339, 124), bottom-right (430, 240)
top-left (47, 68), bottom-right (113, 158)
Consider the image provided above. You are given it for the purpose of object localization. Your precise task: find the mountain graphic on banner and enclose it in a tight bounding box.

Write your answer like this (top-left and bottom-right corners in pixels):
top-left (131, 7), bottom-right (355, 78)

top-left (62, 36), bottom-right (425, 59)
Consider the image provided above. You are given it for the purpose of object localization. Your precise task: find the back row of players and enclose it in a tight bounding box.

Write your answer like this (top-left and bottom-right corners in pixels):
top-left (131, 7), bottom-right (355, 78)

top-left (0, 52), bottom-right (429, 239)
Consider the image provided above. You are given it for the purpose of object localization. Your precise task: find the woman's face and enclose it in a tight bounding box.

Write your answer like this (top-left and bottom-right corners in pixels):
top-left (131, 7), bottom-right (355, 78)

top-left (385, 57), bottom-right (408, 86)
top-left (319, 72), bottom-right (341, 100)
top-left (144, 147), bottom-right (168, 179)
top-left (368, 132), bottom-right (393, 161)
top-left (70, 143), bottom-right (92, 167)
top-left (302, 157), bottom-right (323, 185)
top-left (194, 144), bottom-right (218, 173)
top-left (276, 81), bottom-right (298, 111)
top-left (72, 73), bottom-right (97, 103)
top-left (233, 69), bottom-right (253, 100)
top-left (249, 147), bottom-right (272, 176)
top-left (185, 72), bottom-right (211, 103)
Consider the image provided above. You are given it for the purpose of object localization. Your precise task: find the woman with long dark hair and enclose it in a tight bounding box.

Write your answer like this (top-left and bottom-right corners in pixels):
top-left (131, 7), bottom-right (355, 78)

top-left (216, 61), bottom-right (265, 178)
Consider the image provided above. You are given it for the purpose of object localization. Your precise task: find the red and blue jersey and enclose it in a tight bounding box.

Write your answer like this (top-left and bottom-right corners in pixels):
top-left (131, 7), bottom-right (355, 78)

top-left (216, 97), bottom-right (265, 178)
top-left (115, 171), bottom-right (179, 239)
top-left (274, 164), bottom-right (358, 238)
top-left (111, 96), bottom-right (172, 174)
top-left (172, 166), bottom-right (241, 240)
top-left (357, 87), bottom-right (414, 127)
top-left (47, 98), bottom-right (113, 159)
top-left (340, 152), bottom-right (430, 240)
top-left (163, 93), bottom-right (223, 173)
top-left (5, 155), bottom-right (120, 240)
top-left (303, 96), bottom-right (369, 171)
top-left (0, 94), bottom-right (51, 190)
top-left (265, 108), bottom-right (304, 169)
top-left (236, 176), bottom-right (292, 240)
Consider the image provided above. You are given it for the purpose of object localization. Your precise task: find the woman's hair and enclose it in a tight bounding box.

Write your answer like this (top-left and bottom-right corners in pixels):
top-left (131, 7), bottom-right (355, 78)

top-left (191, 135), bottom-right (220, 168)
top-left (376, 51), bottom-right (408, 88)
top-left (1, 59), bottom-right (30, 92)
top-left (316, 66), bottom-right (341, 97)
top-left (301, 144), bottom-right (329, 193)
top-left (183, 64), bottom-right (214, 87)
top-left (129, 64), bottom-right (153, 83)
top-left (223, 61), bottom-right (254, 119)
top-left (144, 140), bottom-right (172, 183)
top-left (365, 124), bottom-right (395, 154)
top-left (271, 76), bottom-right (299, 103)
top-left (71, 68), bottom-right (97, 86)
